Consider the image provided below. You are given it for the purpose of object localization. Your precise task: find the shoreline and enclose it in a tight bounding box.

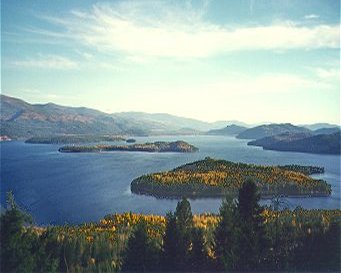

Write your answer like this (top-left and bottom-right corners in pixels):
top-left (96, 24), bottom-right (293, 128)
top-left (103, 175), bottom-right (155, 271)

top-left (130, 188), bottom-right (331, 200)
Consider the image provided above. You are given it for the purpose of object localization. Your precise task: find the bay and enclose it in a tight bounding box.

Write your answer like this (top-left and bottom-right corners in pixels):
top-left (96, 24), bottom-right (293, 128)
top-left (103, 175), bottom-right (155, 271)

top-left (1, 135), bottom-right (340, 225)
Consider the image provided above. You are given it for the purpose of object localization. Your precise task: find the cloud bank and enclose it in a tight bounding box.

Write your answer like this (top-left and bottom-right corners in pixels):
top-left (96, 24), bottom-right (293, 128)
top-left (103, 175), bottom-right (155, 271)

top-left (35, 1), bottom-right (339, 58)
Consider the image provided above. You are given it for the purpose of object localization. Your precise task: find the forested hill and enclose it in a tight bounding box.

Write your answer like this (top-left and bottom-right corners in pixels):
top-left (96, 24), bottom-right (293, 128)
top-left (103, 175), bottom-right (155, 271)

top-left (131, 157), bottom-right (331, 198)
top-left (248, 132), bottom-right (341, 154)
top-left (236, 123), bottom-right (312, 139)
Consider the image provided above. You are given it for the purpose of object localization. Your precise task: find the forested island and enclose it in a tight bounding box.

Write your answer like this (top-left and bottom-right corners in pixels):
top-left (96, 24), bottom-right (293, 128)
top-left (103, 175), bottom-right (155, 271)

top-left (26, 135), bottom-right (126, 144)
top-left (59, 141), bottom-right (199, 153)
top-left (131, 157), bottom-right (330, 198)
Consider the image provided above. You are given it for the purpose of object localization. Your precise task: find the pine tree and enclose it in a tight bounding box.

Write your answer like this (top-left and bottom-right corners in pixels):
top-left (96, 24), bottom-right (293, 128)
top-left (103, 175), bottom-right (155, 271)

top-left (175, 198), bottom-right (193, 270)
top-left (122, 219), bottom-right (159, 272)
top-left (162, 212), bottom-right (178, 270)
top-left (162, 198), bottom-right (193, 271)
top-left (235, 179), bottom-right (268, 271)
top-left (190, 227), bottom-right (208, 271)
top-left (214, 195), bottom-right (238, 271)
top-left (0, 192), bottom-right (37, 273)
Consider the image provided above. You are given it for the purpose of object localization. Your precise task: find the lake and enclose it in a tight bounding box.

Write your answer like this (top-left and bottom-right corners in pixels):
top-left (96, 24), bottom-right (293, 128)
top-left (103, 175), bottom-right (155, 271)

top-left (1, 135), bottom-right (340, 225)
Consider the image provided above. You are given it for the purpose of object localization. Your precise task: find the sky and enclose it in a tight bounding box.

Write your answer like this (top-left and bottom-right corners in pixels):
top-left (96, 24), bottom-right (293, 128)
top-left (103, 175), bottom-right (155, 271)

top-left (1, 0), bottom-right (340, 124)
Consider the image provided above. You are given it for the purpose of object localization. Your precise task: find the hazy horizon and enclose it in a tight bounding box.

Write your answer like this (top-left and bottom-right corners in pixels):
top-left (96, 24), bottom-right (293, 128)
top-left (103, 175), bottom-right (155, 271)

top-left (2, 0), bottom-right (340, 124)
top-left (2, 92), bottom-right (339, 127)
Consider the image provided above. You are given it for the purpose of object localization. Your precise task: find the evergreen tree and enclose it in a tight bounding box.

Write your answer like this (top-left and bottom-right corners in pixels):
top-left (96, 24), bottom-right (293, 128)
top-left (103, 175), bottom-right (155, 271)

top-left (175, 198), bottom-right (193, 231)
top-left (162, 198), bottom-right (193, 271)
top-left (162, 212), bottom-right (178, 270)
top-left (190, 227), bottom-right (208, 271)
top-left (235, 179), bottom-right (268, 271)
top-left (214, 195), bottom-right (238, 271)
top-left (174, 198), bottom-right (193, 270)
top-left (122, 219), bottom-right (159, 272)
top-left (0, 192), bottom-right (38, 273)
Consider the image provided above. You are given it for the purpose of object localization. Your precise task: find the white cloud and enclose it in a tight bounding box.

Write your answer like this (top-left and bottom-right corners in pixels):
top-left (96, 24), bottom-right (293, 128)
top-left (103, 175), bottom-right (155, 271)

top-left (12, 55), bottom-right (78, 70)
top-left (304, 14), bottom-right (320, 20)
top-left (36, 2), bottom-right (339, 58)
top-left (315, 68), bottom-right (340, 80)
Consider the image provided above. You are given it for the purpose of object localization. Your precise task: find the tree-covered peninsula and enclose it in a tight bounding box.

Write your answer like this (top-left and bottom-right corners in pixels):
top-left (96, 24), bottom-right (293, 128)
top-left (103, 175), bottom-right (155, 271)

top-left (131, 157), bottom-right (330, 198)
top-left (59, 141), bottom-right (199, 153)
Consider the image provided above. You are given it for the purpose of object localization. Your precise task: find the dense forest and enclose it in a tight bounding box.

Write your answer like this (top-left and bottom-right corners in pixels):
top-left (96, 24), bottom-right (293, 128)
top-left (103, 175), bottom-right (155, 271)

top-left (131, 157), bottom-right (331, 198)
top-left (1, 180), bottom-right (340, 272)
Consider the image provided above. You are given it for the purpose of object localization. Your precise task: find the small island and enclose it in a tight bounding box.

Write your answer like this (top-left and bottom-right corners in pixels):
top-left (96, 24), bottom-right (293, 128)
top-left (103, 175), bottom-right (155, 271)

top-left (131, 157), bottom-right (331, 198)
top-left (59, 140), bottom-right (199, 153)
top-left (25, 135), bottom-right (126, 144)
top-left (126, 138), bottom-right (136, 143)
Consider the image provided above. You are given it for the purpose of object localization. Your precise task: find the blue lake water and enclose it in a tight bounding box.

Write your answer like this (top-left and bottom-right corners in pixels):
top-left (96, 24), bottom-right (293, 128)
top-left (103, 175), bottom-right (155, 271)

top-left (1, 135), bottom-right (340, 225)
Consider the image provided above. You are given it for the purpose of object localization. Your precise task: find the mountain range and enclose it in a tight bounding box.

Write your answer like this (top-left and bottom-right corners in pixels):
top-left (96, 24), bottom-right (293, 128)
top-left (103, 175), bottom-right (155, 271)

top-left (0, 95), bottom-right (246, 138)
top-left (0, 95), bottom-right (339, 141)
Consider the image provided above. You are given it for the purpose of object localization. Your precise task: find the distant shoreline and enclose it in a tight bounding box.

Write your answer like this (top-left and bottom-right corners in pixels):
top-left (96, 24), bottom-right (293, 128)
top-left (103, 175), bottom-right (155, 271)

top-left (58, 141), bottom-right (199, 153)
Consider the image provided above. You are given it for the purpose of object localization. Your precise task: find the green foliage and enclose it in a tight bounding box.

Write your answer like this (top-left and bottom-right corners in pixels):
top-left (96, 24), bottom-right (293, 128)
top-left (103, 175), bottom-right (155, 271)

top-left (1, 191), bottom-right (340, 272)
top-left (214, 195), bottom-right (238, 271)
top-left (235, 180), bottom-right (268, 271)
top-left (161, 199), bottom-right (194, 271)
top-left (0, 192), bottom-right (42, 273)
top-left (131, 158), bottom-right (331, 198)
top-left (161, 212), bottom-right (178, 270)
top-left (215, 181), bottom-right (268, 272)
top-left (190, 227), bottom-right (209, 271)
top-left (174, 198), bottom-right (193, 270)
top-left (122, 220), bottom-right (159, 272)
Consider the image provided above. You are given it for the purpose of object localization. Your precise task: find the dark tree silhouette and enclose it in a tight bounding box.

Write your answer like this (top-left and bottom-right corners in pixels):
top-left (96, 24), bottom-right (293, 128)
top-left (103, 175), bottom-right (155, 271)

top-left (122, 219), bottom-right (159, 272)
top-left (0, 192), bottom-right (38, 273)
top-left (161, 212), bottom-right (178, 270)
top-left (175, 198), bottom-right (193, 270)
top-left (235, 179), bottom-right (268, 271)
top-left (214, 195), bottom-right (239, 271)
top-left (190, 227), bottom-right (209, 271)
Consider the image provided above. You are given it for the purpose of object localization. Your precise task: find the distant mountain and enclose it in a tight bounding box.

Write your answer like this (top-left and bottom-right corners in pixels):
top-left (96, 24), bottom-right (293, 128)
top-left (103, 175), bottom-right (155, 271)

top-left (236, 123), bottom-right (311, 140)
top-left (302, 123), bottom-right (340, 130)
top-left (113, 112), bottom-right (249, 132)
top-left (2, 95), bottom-right (336, 141)
top-left (0, 95), bottom-right (149, 138)
top-left (0, 95), bottom-right (234, 138)
top-left (313, 127), bottom-right (340, 135)
top-left (209, 120), bottom-right (252, 128)
top-left (248, 132), bottom-right (340, 154)
top-left (113, 112), bottom-right (211, 132)
top-left (206, 124), bottom-right (247, 135)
